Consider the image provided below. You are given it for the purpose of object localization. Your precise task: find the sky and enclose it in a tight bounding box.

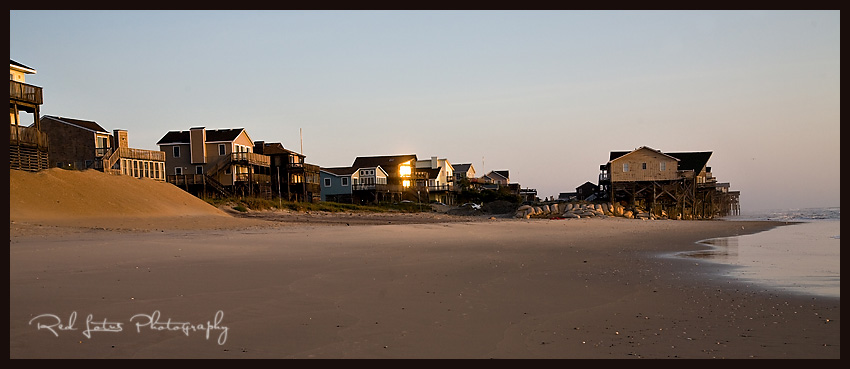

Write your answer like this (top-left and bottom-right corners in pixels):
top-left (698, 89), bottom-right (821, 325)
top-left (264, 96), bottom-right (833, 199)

top-left (10, 10), bottom-right (840, 212)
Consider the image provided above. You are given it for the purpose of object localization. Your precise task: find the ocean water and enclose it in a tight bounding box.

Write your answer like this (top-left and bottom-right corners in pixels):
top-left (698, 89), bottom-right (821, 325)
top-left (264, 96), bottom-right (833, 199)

top-left (681, 207), bottom-right (840, 299)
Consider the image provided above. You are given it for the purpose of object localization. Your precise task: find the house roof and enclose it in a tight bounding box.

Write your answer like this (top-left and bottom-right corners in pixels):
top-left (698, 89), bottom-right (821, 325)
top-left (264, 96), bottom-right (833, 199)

top-left (416, 167), bottom-right (442, 179)
top-left (259, 142), bottom-right (304, 157)
top-left (666, 152), bottom-right (712, 173)
top-left (10, 60), bottom-right (36, 74)
top-left (156, 128), bottom-right (246, 145)
top-left (608, 147), bottom-right (712, 173)
top-left (42, 115), bottom-right (109, 133)
top-left (320, 167), bottom-right (354, 176)
top-left (485, 170), bottom-right (509, 181)
top-left (453, 163), bottom-right (474, 173)
top-left (351, 154), bottom-right (417, 177)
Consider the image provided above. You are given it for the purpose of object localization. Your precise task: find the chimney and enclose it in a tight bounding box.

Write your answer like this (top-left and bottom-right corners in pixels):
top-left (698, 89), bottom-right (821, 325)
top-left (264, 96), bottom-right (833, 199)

top-left (254, 141), bottom-right (265, 154)
top-left (189, 127), bottom-right (206, 164)
top-left (113, 129), bottom-right (128, 149)
top-left (431, 156), bottom-right (437, 169)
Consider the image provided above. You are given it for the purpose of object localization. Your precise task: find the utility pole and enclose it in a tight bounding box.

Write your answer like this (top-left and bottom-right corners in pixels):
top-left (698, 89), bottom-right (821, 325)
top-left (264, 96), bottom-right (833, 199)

top-left (277, 166), bottom-right (281, 209)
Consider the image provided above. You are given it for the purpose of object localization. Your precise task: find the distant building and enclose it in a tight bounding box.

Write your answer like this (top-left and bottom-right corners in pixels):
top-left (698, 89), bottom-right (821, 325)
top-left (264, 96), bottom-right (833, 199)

top-left (452, 163), bottom-right (476, 186)
top-left (576, 181), bottom-right (598, 201)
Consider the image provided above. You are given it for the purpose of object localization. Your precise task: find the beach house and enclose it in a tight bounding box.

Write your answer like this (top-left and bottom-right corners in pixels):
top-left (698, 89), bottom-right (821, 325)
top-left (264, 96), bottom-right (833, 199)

top-left (320, 167), bottom-right (355, 203)
top-left (349, 154), bottom-right (417, 203)
top-left (452, 163), bottom-right (476, 190)
top-left (414, 156), bottom-right (455, 204)
top-left (10, 60), bottom-right (49, 171)
top-left (157, 127), bottom-right (271, 197)
top-left (598, 146), bottom-right (740, 219)
top-left (40, 115), bottom-right (166, 181)
top-left (254, 141), bottom-right (320, 202)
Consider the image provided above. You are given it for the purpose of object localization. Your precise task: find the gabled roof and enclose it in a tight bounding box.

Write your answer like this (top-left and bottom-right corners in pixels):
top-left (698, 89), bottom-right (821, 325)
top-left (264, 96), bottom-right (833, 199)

top-left (453, 163), bottom-right (474, 173)
top-left (485, 170), bottom-right (509, 181)
top-left (608, 146), bottom-right (712, 173)
top-left (351, 154), bottom-right (417, 177)
top-left (10, 60), bottom-right (36, 74)
top-left (156, 128), bottom-right (246, 145)
top-left (42, 115), bottom-right (109, 133)
top-left (609, 146), bottom-right (679, 162)
top-left (259, 142), bottom-right (304, 157)
top-left (321, 166), bottom-right (356, 176)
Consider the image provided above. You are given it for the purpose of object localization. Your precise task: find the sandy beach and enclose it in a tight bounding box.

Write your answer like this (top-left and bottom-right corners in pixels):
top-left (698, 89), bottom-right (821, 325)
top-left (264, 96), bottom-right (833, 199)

top-left (9, 170), bottom-right (840, 358)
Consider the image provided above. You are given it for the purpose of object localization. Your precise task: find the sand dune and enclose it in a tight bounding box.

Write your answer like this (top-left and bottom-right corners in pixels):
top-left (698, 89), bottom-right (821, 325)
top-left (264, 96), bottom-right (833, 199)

top-left (7, 169), bottom-right (279, 233)
top-left (10, 168), bottom-right (226, 220)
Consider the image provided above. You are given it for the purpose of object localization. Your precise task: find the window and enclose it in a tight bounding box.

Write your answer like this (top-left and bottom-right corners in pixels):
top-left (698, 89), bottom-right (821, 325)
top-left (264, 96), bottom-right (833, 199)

top-left (196, 166), bottom-right (204, 175)
top-left (175, 167), bottom-right (183, 175)
top-left (324, 178), bottom-right (331, 187)
top-left (642, 163), bottom-right (647, 170)
top-left (660, 162), bottom-right (666, 171)
top-left (225, 167), bottom-right (232, 175)
top-left (623, 163), bottom-right (629, 172)
top-left (144, 162), bottom-right (150, 178)
top-left (173, 146), bottom-right (180, 158)
top-left (219, 144), bottom-right (226, 156)
top-left (342, 177), bottom-right (349, 186)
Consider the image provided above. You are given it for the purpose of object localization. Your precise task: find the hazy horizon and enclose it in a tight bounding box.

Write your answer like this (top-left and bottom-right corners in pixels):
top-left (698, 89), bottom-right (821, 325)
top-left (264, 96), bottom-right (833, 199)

top-left (10, 10), bottom-right (840, 212)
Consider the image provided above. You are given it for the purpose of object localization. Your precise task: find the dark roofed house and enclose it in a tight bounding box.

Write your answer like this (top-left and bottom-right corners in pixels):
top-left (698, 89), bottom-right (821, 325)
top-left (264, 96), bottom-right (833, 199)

top-left (255, 141), bottom-right (320, 202)
top-left (40, 115), bottom-right (166, 180)
top-left (599, 146), bottom-right (737, 219)
top-left (348, 154), bottom-right (418, 203)
top-left (576, 181), bottom-right (599, 201)
top-left (157, 127), bottom-right (270, 197)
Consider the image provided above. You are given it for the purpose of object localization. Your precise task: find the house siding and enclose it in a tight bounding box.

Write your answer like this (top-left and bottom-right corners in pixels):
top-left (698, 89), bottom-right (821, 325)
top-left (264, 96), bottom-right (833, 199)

top-left (320, 171), bottom-right (352, 201)
top-left (610, 148), bottom-right (678, 182)
top-left (40, 118), bottom-right (102, 168)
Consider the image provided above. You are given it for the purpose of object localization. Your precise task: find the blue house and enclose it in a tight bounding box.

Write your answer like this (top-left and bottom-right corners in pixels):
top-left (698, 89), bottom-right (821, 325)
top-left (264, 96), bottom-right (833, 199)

top-left (320, 167), bottom-right (355, 203)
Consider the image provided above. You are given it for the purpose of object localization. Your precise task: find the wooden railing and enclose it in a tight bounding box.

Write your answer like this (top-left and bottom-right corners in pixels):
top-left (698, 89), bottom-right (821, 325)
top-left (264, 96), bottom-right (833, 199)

top-left (10, 80), bottom-right (43, 105)
top-left (102, 147), bottom-right (166, 171)
top-left (9, 124), bottom-right (49, 148)
top-left (204, 152), bottom-right (271, 178)
top-left (231, 151), bottom-right (270, 167)
top-left (235, 173), bottom-right (271, 184)
top-left (352, 183), bottom-right (403, 192)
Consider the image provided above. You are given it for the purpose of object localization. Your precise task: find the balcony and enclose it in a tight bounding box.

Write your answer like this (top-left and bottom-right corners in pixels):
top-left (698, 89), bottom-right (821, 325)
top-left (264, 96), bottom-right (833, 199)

top-left (352, 183), bottom-right (403, 192)
top-left (9, 124), bottom-right (48, 148)
top-left (10, 80), bottom-right (43, 105)
top-left (235, 173), bottom-right (271, 184)
top-left (231, 151), bottom-right (271, 167)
